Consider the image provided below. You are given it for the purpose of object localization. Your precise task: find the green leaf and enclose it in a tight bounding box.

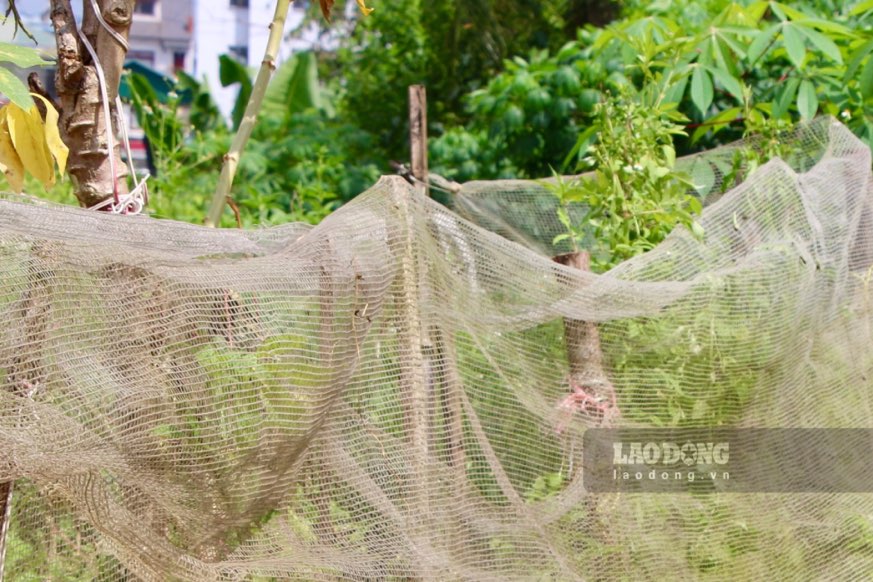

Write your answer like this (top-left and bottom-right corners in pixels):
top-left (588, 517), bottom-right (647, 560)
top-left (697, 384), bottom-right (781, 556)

top-left (706, 66), bottom-right (744, 102)
top-left (690, 66), bottom-right (713, 115)
top-left (851, 0), bottom-right (873, 16)
top-left (219, 54), bottom-right (253, 131)
top-left (0, 43), bottom-right (52, 68)
top-left (716, 30), bottom-right (749, 60)
top-left (773, 76), bottom-right (800, 118)
top-left (563, 125), bottom-right (597, 172)
top-left (128, 72), bottom-right (159, 107)
top-left (0, 68), bottom-right (32, 109)
top-left (800, 19), bottom-right (855, 36)
top-left (782, 24), bottom-right (807, 69)
top-left (861, 56), bottom-right (873, 100)
top-left (263, 52), bottom-right (322, 122)
top-left (748, 24), bottom-right (780, 63)
top-left (691, 106), bottom-right (742, 143)
top-left (797, 79), bottom-right (818, 120)
top-left (713, 37), bottom-right (741, 78)
top-left (845, 39), bottom-right (873, 82)
top-left (773, 2), bottom-right (809, 21)
top-left (797, 26), bottom-right (842, 63)
top-left (770, 2), bottom-right (788, 21)
top-left (663, 71), bottom-right (689, 105)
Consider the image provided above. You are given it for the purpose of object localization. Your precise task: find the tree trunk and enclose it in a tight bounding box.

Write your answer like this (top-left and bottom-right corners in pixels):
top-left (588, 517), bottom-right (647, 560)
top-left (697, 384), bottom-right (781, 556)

top-left (50, 0), bottom-right (134, 208)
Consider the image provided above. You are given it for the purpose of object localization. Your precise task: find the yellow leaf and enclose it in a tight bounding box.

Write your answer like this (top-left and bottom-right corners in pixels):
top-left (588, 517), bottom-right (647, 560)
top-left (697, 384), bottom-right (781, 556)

top-left (6, 101), bottom-right (54, 187)
top-left (356, 0), bottom-right (374, 16)
top-left (31, 94), bottom-right (68, 176)
top-left (0, 107), bottom-right (25, 192)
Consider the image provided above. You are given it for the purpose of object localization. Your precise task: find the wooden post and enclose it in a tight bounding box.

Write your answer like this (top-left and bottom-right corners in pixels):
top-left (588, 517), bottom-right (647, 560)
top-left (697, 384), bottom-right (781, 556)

top-left (407, 85), bottom-right (465, 471)
top-left (409, 85), bottom-right (429, 197)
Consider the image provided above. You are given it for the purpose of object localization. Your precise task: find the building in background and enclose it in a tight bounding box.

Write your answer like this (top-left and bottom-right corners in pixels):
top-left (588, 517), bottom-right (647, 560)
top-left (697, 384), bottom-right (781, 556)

top-left (127, 0), bottom-right (194, 75)
top-left (1, 0), bottom-right (320, 120)
top-left (192, 0), bottom-right (310, 119)
top-left (1, 0), bottom-right (195, 76)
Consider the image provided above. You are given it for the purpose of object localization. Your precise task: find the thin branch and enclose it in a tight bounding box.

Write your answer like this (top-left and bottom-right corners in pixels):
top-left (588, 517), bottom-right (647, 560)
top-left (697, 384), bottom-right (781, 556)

top-left (3, 0), bottom-right (37, 44)
top-left (226, 196), bottom-right (242, 228)
top-left (205, 0), bottom-right (292, 227)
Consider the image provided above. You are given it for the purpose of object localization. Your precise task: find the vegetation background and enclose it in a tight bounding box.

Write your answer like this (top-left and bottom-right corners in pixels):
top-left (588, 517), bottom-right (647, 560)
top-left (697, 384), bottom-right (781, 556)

top-left (3, 2), bottom-right (873, 578)
top-left (3, 0), bottom-right (868, 234)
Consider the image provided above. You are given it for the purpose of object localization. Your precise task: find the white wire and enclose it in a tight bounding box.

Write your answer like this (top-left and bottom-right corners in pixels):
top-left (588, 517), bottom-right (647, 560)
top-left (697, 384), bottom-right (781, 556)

top-left (87, 0), bottom-right (129, 51)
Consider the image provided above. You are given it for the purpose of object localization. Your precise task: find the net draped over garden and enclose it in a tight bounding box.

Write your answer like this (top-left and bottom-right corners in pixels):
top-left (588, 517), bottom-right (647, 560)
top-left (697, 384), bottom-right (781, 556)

top-left (1, 118), bottom-right (873, 579)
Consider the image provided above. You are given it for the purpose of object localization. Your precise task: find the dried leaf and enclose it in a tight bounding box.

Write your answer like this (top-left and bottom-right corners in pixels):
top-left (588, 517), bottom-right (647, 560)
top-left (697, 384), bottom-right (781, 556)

top-left (31, 94), bottom-right (68, 176)
top-left (6, 101), bottom-right (54, 187)
top-left (0, 107), bottom-right (25, 192)
top-left (319, 0), bottom-right (335, 22)
top-left (356, 0), bottom-right (374, 16)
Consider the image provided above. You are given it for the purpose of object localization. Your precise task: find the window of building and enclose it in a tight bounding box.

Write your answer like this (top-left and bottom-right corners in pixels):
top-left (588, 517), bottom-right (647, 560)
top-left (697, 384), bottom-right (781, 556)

top-left (173, 51), bottom-right (186, 72)
top-left (127, 50), bottom-right (155, 67)
top-left (230, 0), bottom-right (249, 7)
top-left (229, 45), bottom-right (249, 63)
top-left (134, 0), bottom-right (157, 15)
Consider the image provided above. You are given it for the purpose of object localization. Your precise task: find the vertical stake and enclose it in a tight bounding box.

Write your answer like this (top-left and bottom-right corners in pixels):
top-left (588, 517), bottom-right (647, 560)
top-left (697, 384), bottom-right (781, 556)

top-left (408, 85), bottom-right (465, 473)
top-left (409, 85), bottom-right (429, 197)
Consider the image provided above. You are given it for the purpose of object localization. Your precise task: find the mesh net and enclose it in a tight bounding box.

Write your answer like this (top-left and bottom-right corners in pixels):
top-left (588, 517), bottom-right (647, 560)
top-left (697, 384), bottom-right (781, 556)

top-left (1, 117), bottom-right (873, 580)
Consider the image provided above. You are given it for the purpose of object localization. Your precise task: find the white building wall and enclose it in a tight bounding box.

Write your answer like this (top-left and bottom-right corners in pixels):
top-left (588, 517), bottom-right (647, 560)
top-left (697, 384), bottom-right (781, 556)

top-left (6, 0), bottom-right (316, 123)
top-left (192, 0), bottom-right (307, 121)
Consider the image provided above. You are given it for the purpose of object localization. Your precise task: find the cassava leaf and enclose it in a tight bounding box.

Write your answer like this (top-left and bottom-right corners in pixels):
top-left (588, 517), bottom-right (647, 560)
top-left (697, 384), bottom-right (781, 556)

top-left (861, 55), bottom-right (873, 99)
top-left (690, 65), bottom-right (713, 115)
top-left (797, 79), bottom-right (818, 120)
top-left (797, 25), bottom-right (842, 63)
top-left (782, 24), bottom-right (807, 69)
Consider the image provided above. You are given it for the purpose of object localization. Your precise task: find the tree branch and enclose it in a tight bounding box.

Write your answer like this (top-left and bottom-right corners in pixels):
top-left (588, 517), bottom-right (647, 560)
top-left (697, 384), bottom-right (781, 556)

top-left (3, 0), bottom-right (37, 44)
top-left (50, 0), bottom-right (83, 91)
top-left (50, 0), bottom-right (134, 208)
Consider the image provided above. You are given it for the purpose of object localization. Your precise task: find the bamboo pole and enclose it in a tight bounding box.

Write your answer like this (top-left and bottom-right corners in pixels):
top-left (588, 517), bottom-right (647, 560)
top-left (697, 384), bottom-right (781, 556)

top-left (205, 0), bottom-right (292, 227)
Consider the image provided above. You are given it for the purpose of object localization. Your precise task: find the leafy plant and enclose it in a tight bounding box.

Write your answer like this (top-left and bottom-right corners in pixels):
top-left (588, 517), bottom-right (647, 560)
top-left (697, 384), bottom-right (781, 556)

top-left (551, 92), bottom-right (702, 271)
top-left (219, 54), bottom-right (254, 132)
top-left (123, 52), bottom-right (379, 227)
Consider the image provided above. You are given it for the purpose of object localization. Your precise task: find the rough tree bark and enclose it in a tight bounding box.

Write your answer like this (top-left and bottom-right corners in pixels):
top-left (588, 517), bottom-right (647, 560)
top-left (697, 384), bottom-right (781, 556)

top-left (49, 0), bottom-right (134, 208)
